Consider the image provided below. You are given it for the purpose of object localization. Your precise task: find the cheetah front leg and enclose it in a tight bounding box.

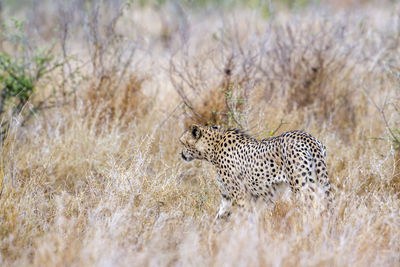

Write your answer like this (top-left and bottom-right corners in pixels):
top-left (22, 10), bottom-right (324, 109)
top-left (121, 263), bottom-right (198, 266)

top-left (216, 195), bottom-right (232, 219)
top-left (216, 174), bottom-right (245, 219)
top-left (216, 176), bottom-right (233, 219)
top-left (216, 194), bottom-right (246, 219)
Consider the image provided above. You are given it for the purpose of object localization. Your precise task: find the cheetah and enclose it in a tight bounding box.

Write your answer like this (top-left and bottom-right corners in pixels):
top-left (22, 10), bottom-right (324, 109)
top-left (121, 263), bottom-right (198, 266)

top-left (179, 124), bottom-right (332, 218)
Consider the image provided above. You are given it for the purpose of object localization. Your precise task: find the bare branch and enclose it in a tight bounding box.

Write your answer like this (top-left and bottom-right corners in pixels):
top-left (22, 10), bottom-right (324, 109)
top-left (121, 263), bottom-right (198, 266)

top-left (362, 86), bottom-right (400, 146)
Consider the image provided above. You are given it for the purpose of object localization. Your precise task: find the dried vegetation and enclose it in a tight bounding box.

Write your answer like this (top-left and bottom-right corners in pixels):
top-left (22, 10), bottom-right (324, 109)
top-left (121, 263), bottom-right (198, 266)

top-left (0, 0), bottom-right (399, 266)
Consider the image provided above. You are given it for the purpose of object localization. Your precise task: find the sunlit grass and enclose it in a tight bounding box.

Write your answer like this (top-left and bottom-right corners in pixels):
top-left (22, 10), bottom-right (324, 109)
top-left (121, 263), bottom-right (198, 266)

top-left (0, 1), bottom-right (399, 266)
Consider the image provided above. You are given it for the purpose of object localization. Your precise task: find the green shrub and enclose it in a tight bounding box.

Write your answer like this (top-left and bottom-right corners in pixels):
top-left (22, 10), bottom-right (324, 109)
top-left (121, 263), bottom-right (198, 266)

top-left (0, 19), bottom-right (62, 140)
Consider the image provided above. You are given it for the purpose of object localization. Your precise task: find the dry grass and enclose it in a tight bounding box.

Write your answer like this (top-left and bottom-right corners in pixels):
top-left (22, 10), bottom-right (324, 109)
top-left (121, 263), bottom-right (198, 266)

top-left (0, 1), bottom-right (400, 266)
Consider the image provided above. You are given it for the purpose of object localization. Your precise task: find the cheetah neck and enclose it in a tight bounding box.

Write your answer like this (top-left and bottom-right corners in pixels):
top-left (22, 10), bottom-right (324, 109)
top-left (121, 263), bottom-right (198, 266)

top-left (206, 130), bottom-right (223, 165)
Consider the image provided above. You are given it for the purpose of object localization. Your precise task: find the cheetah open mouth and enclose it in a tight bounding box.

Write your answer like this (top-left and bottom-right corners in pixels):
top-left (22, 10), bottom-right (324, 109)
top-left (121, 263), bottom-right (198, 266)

top-left (181, 152), bottom-right (193, 161)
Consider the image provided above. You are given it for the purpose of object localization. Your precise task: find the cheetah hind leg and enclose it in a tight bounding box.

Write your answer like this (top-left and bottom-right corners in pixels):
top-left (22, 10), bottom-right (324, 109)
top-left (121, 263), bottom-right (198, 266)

top-left (291, 156), bottom-right (325, 210)
top-left (303, 159), bottom-right (332, 211)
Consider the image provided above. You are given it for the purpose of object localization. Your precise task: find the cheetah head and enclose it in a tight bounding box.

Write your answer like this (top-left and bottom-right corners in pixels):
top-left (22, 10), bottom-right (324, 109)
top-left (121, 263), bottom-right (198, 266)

top-left (179, 125), bottom-right (220, 162)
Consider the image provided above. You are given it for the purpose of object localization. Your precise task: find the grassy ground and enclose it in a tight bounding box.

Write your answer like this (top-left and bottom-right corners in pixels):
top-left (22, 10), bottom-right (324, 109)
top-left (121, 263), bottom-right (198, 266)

top-left (0, 1), bottom-right (399, 266)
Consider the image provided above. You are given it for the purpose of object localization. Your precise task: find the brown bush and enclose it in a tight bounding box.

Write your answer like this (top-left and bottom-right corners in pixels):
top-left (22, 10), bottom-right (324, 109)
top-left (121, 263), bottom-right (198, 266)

top-left (84, 73), bottom-right (152, 128)
top-left (170, 36), bottom-right (259, 129)
top-left (254, 17), bottom-right (369, 140)
top-left (170, 13), bottom-right (370, 140)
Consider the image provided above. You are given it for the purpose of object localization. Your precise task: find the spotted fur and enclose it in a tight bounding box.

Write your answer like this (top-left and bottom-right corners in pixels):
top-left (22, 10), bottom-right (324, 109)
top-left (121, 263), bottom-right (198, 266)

top-left (180, 125), bottom-right (333, 218)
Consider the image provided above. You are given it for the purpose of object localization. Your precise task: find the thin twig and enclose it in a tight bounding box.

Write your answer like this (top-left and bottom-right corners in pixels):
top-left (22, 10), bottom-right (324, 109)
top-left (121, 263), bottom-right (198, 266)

top-left (362, 86), bottom-right (400, 145)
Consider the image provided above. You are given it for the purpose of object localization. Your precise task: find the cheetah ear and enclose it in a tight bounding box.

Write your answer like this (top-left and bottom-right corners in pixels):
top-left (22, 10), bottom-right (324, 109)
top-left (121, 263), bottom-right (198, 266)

top-left (191, 125), bottom-right (202, 139)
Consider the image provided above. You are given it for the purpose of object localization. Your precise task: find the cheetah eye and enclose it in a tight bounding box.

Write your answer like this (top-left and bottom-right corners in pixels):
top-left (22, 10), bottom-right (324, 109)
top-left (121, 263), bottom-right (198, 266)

top-left (191, 125), bottom-right (202, 139)
top-left (211, 126), bottom-right (220, 130)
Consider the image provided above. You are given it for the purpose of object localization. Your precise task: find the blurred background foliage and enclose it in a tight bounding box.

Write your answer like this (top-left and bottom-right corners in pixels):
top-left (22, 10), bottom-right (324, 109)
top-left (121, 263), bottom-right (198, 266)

top-left (0, 0), bottom-right (390, 14)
